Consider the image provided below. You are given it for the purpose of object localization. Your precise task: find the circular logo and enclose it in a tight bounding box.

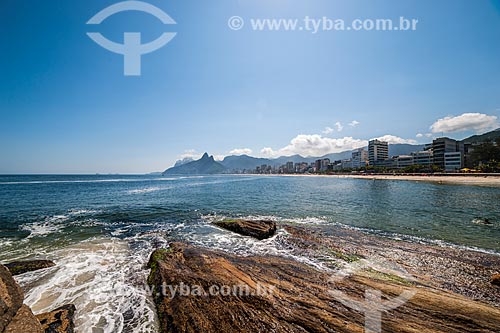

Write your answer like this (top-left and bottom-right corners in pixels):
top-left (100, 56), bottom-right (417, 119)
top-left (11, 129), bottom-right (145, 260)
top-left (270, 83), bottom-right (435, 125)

top-left (228, 16), bottom-right (244, 31)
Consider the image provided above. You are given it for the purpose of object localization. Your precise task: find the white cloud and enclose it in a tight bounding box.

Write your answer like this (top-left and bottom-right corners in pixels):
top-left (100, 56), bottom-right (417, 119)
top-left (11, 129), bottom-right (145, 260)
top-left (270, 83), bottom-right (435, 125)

top-left (430, 113), bottom-right (499, 134)
top-left (260, 134), bottom-right (368, 158)
top-left (179, 149), bottom-right (201, 160)
top-left (425, 133), bottom-right (433, 138)
top-left (229, 148), bottom-right (253, 156)
top-left (335, 122), bottom-right (344, 132)
top-left (416, 133), bottom-right (424, 138)
top-left (322, 127), bottom-right (334, 135)
top-left (213, 155), bottom-right (225, 161)
top-left (374, 135), bottom-right (417, 145)
top-left (349, 120), bottom-right (360, 127)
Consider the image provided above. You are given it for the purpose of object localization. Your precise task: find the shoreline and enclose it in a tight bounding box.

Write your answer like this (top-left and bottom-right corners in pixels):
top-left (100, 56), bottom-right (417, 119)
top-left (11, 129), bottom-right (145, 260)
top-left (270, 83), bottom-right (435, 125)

top-left (237, 173), bottom-right (500, 187)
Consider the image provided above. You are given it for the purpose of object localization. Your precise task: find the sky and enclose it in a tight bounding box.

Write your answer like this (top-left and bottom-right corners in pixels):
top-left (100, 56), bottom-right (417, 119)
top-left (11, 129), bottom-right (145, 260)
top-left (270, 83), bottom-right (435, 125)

top-left (1, 0), bottom-right (500, 173)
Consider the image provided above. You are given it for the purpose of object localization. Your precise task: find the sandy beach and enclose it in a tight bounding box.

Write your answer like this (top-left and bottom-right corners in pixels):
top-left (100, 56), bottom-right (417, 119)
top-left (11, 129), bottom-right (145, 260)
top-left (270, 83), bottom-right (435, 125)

top-left (332, 174), bottom-right (500, 187)
top-left (246, 173), bottom-right (500, 187)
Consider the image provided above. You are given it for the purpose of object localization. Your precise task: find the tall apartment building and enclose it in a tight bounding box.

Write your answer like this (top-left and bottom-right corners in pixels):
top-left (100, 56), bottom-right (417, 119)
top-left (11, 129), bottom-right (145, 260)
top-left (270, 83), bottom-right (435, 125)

top-left (432, 137), bottom-right (464, 169)
top-left (352, 148), bottom-right (368, 168)
top-left (368, 140), bottom-right (389, 165)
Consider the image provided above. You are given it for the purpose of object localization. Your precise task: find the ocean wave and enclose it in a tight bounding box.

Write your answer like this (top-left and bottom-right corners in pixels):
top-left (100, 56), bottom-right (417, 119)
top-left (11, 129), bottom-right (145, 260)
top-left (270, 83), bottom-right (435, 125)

top-left (0, 176), bottom-right (203, 185)
top-left (21, 216), bottom-right (68, 238)
top-left (17, 238), bottom-right (158, 333)
top-left (20, 209), bottom-right (102, 239)
top-left (127, 187), bottom-right (162, 195)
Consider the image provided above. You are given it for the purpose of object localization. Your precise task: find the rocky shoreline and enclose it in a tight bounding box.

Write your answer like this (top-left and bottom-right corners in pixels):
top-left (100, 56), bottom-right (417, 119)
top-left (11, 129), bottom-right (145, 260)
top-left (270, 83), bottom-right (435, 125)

top-left (0, 263), bottom-right (75, 333)
top-left (2, 220), bottom-right (499, 332)
top-left (147, 220), bottom-right (500, 332)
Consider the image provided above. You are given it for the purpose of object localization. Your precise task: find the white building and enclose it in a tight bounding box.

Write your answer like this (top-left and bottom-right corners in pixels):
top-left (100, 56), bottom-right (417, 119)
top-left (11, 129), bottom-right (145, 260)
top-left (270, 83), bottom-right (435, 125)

top-left (396, 155), bottom-right (414, 169)
top-left (369, 140), bottom-right (389, 165)
top-left (352, 148), bottom-right (369, 168)
top-left (411, 150), bottom-right (433, 166)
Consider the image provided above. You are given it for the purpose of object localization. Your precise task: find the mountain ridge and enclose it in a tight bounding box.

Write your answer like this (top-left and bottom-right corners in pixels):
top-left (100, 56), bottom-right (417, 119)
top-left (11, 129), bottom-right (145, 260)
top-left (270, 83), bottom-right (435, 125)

top-left (163, 153), bottom-right (227, 175)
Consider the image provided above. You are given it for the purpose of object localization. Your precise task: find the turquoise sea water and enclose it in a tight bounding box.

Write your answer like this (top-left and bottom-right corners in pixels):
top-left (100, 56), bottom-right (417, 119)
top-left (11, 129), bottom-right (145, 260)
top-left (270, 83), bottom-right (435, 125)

top-left (0, 174), bottom-right (499, 332)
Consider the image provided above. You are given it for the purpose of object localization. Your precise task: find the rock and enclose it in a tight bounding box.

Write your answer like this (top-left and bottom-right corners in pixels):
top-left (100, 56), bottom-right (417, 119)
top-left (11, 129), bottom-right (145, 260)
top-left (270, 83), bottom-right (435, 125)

top-left (0, 264), bottom-right (24, 332)
top-left (147, 242), bottom-right (500, 333)
top-left (0, 264), bottom-right (42, 333)
top-left (213, 219), bottom-right (276, 240)
top-left (4, 260), bottom-right (56, 276)
top-left (36, 304), bottom-right (76, 333)
top-left (4, 305), bottom-right (43, 333)
top-left (492, 274), bottom-right (500, 286)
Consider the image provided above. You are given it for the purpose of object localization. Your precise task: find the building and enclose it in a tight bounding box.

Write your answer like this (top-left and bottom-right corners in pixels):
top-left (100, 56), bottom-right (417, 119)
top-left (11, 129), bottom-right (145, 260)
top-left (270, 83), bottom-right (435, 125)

top-left (432, 137), bottom-right (464, 169)
top-left (352, 148), bottom-right (368, 169)
top-left (411, 150), bottom-right (433, 166)
top-left (395, 155), bottom-right (414, 169)
top-left (320, 158), bottom-right (330, 171)
top-left (368, 140), bottom-right (389, 165)
top-left (341, 160), bottom-right (354, 169)
top-left (285, 161), bottom-right (294, 173)
top-left (375, 158), bottom-right (397, 169)
top-left (444, 152), bottom-right (463, 172)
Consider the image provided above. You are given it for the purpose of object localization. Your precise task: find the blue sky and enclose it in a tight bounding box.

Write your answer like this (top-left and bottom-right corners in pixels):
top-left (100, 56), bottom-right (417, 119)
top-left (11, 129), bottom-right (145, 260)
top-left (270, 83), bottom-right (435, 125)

top-left (1, 0), bottom-right (499, 173)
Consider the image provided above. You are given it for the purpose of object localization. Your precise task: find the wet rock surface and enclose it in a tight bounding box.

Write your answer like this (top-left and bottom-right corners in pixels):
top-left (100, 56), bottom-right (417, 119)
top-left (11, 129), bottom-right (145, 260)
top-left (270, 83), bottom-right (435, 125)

top-left (4, 260), bottom-right (56, 276)
top-left (213, 219), bottom-right (277, 240)
top-left (147, 241), bottom-right (500, 333)
top-left (36, 304), bottom-right (76, 333)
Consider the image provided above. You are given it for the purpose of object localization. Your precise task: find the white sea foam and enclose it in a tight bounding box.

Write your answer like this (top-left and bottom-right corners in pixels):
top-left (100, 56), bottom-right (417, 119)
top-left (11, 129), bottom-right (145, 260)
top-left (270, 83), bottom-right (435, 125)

top-left (194, 215), bottom-right (336, 271)
top-left (17, 238), bottom-right (158, 333)
top-left (127, 187), bottom-right (162, 195)
top-left (21, 216), bottom-right (68, 238)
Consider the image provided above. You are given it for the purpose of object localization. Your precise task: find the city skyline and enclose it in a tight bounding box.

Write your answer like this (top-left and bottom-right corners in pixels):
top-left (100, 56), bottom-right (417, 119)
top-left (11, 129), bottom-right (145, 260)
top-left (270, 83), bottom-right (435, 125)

top-left (1, 0), bottom-right (500, 173)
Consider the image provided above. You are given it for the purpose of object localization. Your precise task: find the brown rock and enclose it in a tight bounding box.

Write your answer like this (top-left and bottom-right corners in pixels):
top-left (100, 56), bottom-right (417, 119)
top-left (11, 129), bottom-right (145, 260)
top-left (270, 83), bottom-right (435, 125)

top-left (213, 219), bottom-right (276, 240)
top-left (36, 304), bottom-right (76, 333)
top-left (0, 264), bottom-right (24, 332)
top-left (147, 242), bottom-right (500, 333)
top-left (4, 305), bottom-right (43, 333)
top-left (492, 274), bottom-right (500, 286)
top-left (4, 260), bottom-right (56, 276)
top-left (1, 264), bottom-right (42, 333)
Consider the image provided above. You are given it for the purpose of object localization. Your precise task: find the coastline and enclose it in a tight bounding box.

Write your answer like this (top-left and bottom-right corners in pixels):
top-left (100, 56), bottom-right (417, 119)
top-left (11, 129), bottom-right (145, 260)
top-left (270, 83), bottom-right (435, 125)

top-left (239, 173), bottom-right (500, 187)
top-left (334, 174), bottom-right (500, 187)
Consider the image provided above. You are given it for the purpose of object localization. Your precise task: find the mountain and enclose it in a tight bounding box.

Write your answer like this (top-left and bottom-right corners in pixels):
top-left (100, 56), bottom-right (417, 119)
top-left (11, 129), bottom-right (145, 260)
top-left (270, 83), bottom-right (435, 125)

top-left (271, 155), bottom-right (314, 166)
top-left (174, 157), bottom-right (194, 167)
top-left (388, 144), bottom-right (425, 157)
top-left (163, 153), bottom-right (227, 175)
top-left (462, 128), bottom-right (500, 144)
top-left (221, 155), bottom-right (272, 171)
top-left (164, 144), bottom-right (426, 174)
top-left (321, 150), bottom-right (356, 162)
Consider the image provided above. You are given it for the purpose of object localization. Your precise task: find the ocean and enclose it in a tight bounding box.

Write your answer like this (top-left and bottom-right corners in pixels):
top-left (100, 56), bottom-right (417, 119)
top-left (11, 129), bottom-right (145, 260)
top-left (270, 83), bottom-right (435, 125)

top-left (0, 174), bottom-right (499, 332)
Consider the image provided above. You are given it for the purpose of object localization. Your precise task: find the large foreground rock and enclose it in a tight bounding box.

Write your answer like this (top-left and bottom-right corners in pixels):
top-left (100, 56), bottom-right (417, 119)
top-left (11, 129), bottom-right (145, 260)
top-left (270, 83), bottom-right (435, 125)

top-left (5, 260), bottom-right (56, 276)
top-left (36, 304), bottom-right (76, 333)
top-left (213, 219), bottom-right (276, 240)
top-left (147, 242), bottom-right (500, 333)
top-left (0, 264), bottom-right (42, 333)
